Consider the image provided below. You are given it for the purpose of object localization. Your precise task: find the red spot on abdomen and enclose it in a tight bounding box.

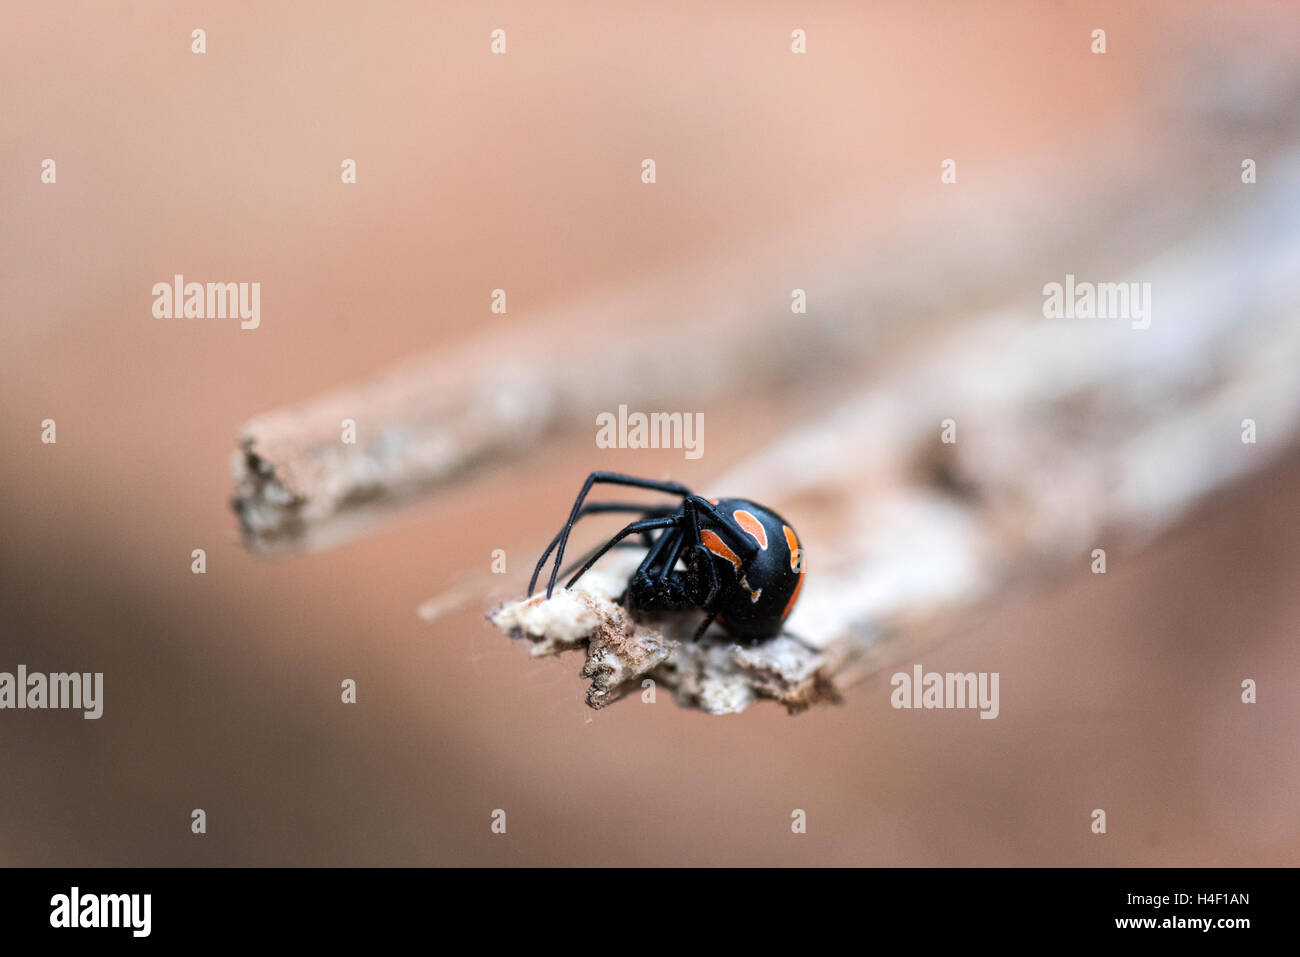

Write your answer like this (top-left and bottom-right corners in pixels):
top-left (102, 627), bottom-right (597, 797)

top-left (701, 529), bottom-right (741, 573)
top-left (783, 525), bottom-right (801, 572)
top-left (733, 510), bottom-right (768, 550)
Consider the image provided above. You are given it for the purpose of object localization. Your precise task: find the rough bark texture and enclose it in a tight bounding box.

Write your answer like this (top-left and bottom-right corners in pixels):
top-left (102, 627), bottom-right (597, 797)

top-left (489, 552), bottom-right (842, 714)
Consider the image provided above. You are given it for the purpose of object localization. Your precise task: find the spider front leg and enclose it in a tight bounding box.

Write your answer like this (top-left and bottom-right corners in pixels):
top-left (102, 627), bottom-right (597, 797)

top-left (628, 525), bottom-right (683, 597)
top-left (679, 496), bottom-right (725, 640)
top-left (622, 500), bottom-right (719, 615)
top-left (691, 612), bottom-right (719, 642)
top-left (534, 472), bottom-right (690, 599)
top-left (678, 497), bottom-right (722, 607)
top-left (562, 515), bottom-right (681, 591)
top-left (530, 501), bottom-right (677, 596)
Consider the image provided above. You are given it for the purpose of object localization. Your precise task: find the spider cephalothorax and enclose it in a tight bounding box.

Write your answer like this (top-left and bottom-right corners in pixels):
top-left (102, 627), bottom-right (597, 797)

top-left (528, 472), bottom-right (804, 644)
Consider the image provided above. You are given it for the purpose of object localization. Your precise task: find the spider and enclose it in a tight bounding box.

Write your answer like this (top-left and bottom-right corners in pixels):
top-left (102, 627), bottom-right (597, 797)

top-left (528, 471), bottom-right (805, 644)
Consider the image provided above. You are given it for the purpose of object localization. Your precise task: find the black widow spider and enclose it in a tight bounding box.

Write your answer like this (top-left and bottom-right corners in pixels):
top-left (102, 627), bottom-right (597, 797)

top-left (528, 472), bottom-right (805, 644)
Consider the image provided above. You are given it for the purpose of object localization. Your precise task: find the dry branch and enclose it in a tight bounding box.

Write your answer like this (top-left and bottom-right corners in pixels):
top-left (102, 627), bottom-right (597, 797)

top-left (231, 124), bottom-right (1236, 551)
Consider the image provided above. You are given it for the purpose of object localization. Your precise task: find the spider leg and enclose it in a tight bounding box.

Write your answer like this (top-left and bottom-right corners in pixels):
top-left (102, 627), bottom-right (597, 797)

top-left (528, 499), bottom-right (679, 597)
top-left (691, 611), bottom-right (719, 642)
top-left (556, 517), bottom-right (677, 585)
top-left (539, 472), bottom-right (691, 598)
top-left (679, 496), bottom-right (723, 606)
top-left (638, 525), bottom-right (682, 585)
top-left (621, 525), bottom-right (683, 609)
top-left (685, 495), bottom-right (759, 562)
top-left (564, 516), bottom-right (680, 591)
top-left (556, 532), bottom-right (662, 583)
top-left (649, 526), bottom-right (685, 585)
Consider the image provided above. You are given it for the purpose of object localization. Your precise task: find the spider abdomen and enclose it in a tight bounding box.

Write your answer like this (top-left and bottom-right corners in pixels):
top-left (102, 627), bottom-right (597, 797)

top-left (700, 498), bottom-right (804, 643)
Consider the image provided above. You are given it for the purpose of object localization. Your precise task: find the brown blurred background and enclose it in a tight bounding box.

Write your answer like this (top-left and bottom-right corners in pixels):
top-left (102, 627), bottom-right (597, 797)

top-left (2, 1), bottom-right (1298, 865)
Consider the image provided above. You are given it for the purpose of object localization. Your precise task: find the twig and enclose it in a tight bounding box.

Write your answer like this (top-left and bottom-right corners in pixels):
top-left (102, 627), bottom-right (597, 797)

top-left (230, 116), bottom-right (1240, 551)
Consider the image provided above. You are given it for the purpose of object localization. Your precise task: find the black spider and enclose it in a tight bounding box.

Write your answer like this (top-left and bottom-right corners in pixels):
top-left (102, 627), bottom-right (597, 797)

top-left (528, 472), bottom-right (805, 644)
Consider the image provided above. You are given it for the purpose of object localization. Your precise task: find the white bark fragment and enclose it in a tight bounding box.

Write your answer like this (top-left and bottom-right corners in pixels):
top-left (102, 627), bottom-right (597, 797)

top-left (490, 552), bottom-right (837, 714)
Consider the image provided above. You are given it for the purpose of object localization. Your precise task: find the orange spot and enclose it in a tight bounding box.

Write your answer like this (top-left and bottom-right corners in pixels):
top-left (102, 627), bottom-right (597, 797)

top-left (733, 510), bottom-right (768, 550)
top-left (783, 525), bottom-right (801, 572)
top-left (701, 529), bottom-right (741, 573)
top-left (781, 572), bottom-right (804, 620)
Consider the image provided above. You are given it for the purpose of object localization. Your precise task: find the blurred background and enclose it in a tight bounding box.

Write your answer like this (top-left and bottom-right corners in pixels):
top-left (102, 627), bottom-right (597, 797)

top-left (2, 1), bottom-right (1298, 865)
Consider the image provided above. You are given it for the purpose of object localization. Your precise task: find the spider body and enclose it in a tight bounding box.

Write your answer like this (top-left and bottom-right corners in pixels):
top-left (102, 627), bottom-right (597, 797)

top-left (528, 472), bottom-right (804, 644)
